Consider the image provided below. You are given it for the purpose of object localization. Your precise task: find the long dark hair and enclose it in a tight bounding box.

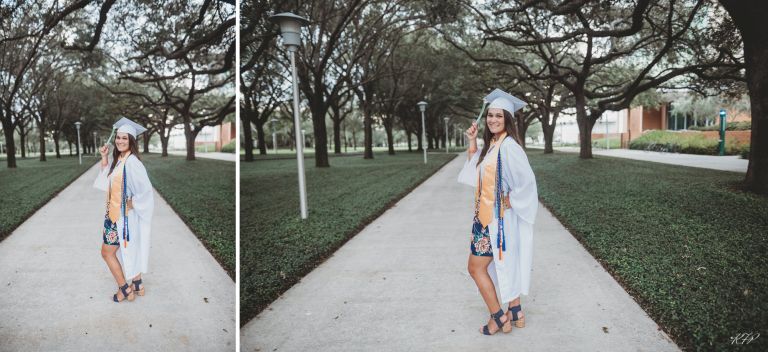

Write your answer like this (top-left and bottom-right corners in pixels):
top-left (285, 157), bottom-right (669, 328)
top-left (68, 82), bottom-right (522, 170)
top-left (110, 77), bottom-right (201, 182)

top-left (109, 134), bottom-right (141, 175)
top-left (477, 109), bottom-right (523, 166)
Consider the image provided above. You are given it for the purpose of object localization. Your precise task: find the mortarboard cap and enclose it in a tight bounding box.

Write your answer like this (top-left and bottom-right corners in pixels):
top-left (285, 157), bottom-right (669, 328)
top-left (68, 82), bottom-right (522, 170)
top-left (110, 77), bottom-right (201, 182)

top-left (484, 88), bottom-right (527, 115)
top-left (113, 117), bottom-right (147, 138)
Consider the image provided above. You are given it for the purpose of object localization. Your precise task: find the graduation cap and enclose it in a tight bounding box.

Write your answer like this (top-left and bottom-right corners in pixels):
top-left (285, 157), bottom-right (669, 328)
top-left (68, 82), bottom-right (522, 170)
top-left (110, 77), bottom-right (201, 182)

top-left (485, 88), bottom-right (527, 114)
top-left (106, 117), bottom-right (148, 144)
top-left (475, 88), bottom-right (528, 125)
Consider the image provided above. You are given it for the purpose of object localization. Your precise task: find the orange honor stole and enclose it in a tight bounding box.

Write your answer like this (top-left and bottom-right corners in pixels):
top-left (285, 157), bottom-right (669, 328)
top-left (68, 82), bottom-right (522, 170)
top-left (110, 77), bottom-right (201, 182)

top-left (474, 132), bottom-right (508, 260)
top-left (107, 152), bottom-right (131, 247)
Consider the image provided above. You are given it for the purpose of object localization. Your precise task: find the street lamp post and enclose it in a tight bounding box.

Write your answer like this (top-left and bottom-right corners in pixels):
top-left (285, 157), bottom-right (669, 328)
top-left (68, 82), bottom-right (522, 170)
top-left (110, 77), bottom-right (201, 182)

top-left (719, 109), bottom-right (726, 156)
top-left (93, 131), bottom-right (98, 156)
top-left (444, 117), bottom-right (449, 153)
top-left (269, 12), bottom-right (310, 219)
top-left (74, 122), bottom-right (82, 165)
top-left (417, 101), bottom-right (428, 164)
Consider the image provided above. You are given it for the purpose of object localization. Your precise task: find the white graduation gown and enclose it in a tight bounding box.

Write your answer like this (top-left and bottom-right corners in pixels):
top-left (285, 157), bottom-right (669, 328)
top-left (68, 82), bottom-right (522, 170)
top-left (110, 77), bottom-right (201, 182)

top-left (457, 136), bottom-right (538, 303)
top-left (93, 154), bottom-right (155, 281)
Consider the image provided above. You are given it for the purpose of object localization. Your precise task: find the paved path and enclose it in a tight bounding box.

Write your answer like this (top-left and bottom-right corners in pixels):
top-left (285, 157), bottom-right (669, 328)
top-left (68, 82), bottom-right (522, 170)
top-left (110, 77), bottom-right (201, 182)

top-left (241, 156), bottom-right (679, 351)
top-left (0, 164), bottom-right (234, 352)
top-left (529, 145), bottom-right (747, 173)
top-left (167, 151), bottom-right (236, 162)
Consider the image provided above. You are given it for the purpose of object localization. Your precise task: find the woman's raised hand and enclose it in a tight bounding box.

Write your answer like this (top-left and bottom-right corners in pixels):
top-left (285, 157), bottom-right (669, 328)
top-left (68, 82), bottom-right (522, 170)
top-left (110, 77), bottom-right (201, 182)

top-left (465, 122), bottom-right (478, 140)
top-left (99, 144), bottom-right (110, 158)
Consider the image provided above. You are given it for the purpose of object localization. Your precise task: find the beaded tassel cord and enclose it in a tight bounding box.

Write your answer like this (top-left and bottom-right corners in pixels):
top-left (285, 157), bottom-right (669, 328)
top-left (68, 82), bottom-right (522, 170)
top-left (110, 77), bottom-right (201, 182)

top-left (495, 146), bottom-right (506, 260)
top-left (121, 162), bottom-right (130, 248)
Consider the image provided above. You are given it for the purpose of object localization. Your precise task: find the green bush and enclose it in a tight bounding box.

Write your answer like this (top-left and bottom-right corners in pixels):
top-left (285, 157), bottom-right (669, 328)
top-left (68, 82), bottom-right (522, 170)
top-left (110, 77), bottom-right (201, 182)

top-left (221, 139), bottom-right (236, 153)
top-left (741, 146), bottom-right (750, 159)
top-left (688, 121), bottom-right (751, 131)
top-left (629, 130), bottom-right (746, 155)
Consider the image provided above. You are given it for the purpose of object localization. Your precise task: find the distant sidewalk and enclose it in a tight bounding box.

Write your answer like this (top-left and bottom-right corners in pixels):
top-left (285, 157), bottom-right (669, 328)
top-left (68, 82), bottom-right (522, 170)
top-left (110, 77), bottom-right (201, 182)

top-left (0, 163), bottom-right (234, 351)
top-left (528, 145), bottom-right (747, 173)
top-left (241, 156), bottom-right (679, 351)
top-left (167, 150), bottom-right (236, 162)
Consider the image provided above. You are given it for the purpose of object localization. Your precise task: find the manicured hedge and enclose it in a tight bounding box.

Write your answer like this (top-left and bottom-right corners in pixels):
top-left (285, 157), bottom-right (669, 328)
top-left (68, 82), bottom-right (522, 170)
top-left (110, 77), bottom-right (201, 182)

top-left (689, 121), bottom-right (751, 131)
top-left (221, 139), bottom-right (236, 153)
top-left (629, 130), bottom-right (747, 155)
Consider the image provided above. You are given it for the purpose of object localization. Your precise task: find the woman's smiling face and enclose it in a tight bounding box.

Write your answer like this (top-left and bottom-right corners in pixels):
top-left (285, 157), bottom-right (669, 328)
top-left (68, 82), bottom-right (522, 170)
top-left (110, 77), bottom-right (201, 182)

top-left (115, 132), bottom-right (130, 152)
top-left (486, 108), bottom-right (505, 135)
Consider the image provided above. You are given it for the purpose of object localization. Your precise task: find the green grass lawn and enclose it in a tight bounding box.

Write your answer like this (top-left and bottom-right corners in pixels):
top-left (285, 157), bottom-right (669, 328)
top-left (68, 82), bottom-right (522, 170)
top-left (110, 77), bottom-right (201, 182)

top-left (528, 150), bottom-right (767, 351)
top-left (240, 151), bottom-right (456, 324)
top-left (142, 154), bottom-right (235, 279)
top-left (0, 156), bottom-right (95, 241)
top-left (244, 146), bottom-right (466, 160)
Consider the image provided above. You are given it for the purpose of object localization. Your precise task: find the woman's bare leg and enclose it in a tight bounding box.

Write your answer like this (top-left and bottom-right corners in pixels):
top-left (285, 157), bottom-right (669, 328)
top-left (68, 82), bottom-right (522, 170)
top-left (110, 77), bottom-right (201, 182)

top-left (101, 244), bottom-right (134, 301)
top-left (101, 244), bottom-right (127, 286)
top-left (468, 254), bottom-right (509, 332)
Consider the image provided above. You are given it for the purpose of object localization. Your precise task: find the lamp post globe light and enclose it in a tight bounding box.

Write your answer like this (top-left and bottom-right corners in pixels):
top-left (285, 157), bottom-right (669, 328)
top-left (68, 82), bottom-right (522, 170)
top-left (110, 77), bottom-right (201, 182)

top-left (269, 12), bottom-right (310, 219)
top-left (417, 101), bottom-right (427, 164)
top-left (74, 121), bottom-right (82, 165)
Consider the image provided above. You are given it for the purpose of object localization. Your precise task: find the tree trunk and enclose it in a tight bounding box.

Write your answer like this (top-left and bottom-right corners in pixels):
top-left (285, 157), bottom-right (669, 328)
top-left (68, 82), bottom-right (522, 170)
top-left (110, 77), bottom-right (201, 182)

top-left (384, 118), bottom-right (395, 155)
top-left (720, 0), bottom-right (768, 193)
top-left (18, 123), bottom-right (26, 158)
top-left (575, 94), bottom-right (594, 159)
top-left (74, 135), bottom-right (79, 158)
top-left (543, 120), bottom-right (555, 154)
top-left (1, 115), bottom-right (16, 167)
top-left (333, 118), bottom-right (342, 154)
top-left (242, 116), bottom-right (255, 161)
top-left (183, 119), bottom-right (196, 161)
top-left (363, 104), bottom-right (373, 160)
top-left (416, 123), bottom-right (423, 151)
top-left (36, 117), bottom-right (46, 161)
top-left (406, 131), bottom-right (412, 152)
top-left (518, 124), bottom-right (529, 149)
top-left (160, 133), bottom-right (170, 157)
top-left (67, 140), bottom-right (72, 156)
top-left (143, 132), bottom-right (151, 154)
top-left (309, 95), bottom-right (330, 167)
top-left (53, 133), bottom-right (61, 158)
top-left (255, 117), bottom-right (267, 156)
top-left (255, 124), bottom-right (267, 157)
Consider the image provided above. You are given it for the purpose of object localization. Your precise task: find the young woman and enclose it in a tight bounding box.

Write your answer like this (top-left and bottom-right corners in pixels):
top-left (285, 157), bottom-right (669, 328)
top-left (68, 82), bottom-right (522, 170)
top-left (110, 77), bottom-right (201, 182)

top-left (457, 95), bottom-right (539, 335)
top-left (93, 120), bottom-right (155, 303)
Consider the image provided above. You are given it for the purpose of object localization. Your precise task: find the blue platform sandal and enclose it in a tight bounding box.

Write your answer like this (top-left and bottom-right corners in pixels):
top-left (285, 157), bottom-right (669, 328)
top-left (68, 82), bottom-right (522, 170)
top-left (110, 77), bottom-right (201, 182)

top-left (113, 283), bottom-right (135, 303)
top-left (481, 308), bottom-right (512, 335)
top-left (132, 279), bottom-right (145, 296)
top-left (508, 304), bottom-right (525, 328)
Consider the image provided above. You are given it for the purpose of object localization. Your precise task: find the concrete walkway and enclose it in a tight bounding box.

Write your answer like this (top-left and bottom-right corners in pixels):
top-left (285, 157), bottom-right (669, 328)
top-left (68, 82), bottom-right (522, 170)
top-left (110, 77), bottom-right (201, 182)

top-left (167, 151), bottom-right (236, 162)
top-left (0, 164), bottom-right (234, 351)
top-left (241, 156), bottom-right (679, 351)
top-left (529, 145), bottom-right (747, 173)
